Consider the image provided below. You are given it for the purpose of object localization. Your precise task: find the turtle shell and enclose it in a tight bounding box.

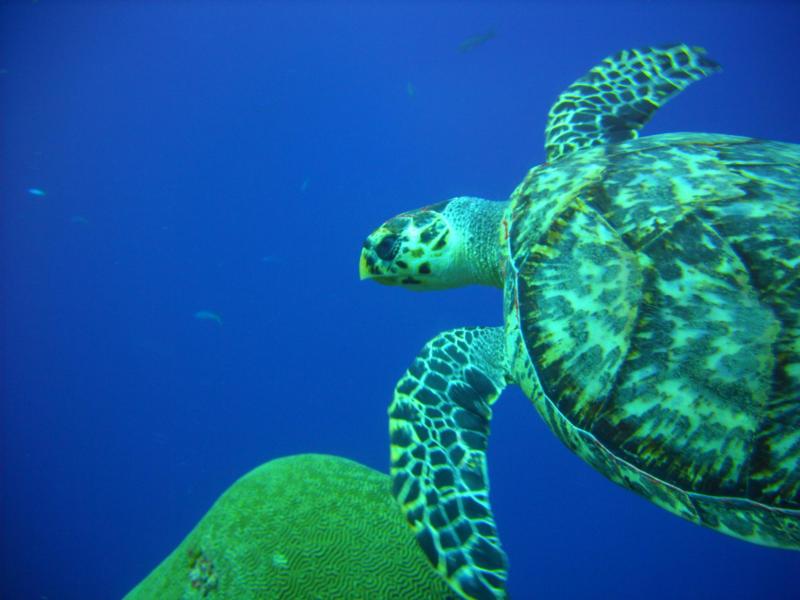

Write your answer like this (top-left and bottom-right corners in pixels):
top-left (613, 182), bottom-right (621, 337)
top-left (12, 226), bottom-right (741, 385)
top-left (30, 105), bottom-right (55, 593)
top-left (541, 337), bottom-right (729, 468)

top-left (503, 132), bottom-right (800, 547)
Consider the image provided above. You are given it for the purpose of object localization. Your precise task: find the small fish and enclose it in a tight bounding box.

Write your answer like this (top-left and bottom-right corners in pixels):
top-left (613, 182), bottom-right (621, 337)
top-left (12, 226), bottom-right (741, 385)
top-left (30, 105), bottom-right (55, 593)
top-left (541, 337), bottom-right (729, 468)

top-left (406, 82), bottom-right (416, 97)
top-left (69, 215), bottom-right (89, 225)
top-left (458, 30), bottom-right (495, 53)
top-left (28, 187), bottom-right (46, 197)
top-left (194, 310), bottom-right (222, 326)
top-left (300, 178), bottom-right (310, 193)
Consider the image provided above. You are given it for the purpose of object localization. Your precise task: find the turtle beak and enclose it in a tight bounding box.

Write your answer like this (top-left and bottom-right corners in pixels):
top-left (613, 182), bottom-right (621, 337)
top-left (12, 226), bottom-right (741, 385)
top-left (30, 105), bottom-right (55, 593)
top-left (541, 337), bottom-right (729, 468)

top-left (360, 228), bottom-right (404, 285)
top-left (359, 243), bottom-right (397, 285)
top-left (359, 249), bottom-right (372, 280)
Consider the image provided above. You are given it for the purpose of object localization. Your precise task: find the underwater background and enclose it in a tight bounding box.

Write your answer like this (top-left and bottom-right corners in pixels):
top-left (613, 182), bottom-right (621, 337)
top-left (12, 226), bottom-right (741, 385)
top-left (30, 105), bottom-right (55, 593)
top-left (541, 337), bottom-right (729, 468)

top-left (2, 1), bottom-right (799, 598)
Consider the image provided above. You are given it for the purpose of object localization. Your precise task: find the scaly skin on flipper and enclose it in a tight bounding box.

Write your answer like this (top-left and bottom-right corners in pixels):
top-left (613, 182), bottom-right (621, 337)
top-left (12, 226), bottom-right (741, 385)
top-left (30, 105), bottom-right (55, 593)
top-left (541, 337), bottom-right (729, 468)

top-left (545, 44), bottom-right (720, 162)
top-left (390, 327), bottom-right (508, 600)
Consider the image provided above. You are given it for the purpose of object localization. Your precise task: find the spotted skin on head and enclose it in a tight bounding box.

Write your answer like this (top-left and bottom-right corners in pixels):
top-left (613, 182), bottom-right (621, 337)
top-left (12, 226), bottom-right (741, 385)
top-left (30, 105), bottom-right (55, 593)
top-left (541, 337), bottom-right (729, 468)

top-left (360, 200), bottom-right (454, 289)
top-left (390, 327), bottom-right (509, 600)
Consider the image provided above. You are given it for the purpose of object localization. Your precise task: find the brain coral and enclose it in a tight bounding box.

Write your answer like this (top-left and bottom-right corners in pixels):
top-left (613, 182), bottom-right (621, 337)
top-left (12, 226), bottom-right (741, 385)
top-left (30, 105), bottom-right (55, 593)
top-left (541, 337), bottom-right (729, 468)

top-left (125, 453), bottom-right (454, 599)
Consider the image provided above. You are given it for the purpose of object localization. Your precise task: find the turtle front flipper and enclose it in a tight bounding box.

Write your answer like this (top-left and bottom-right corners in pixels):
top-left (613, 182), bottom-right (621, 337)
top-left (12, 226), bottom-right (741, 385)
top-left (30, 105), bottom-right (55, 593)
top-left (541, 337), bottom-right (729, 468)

top-left (544, 43), bottom-right (721, 162)
top-left (390, 326), bottom-right (509, 600)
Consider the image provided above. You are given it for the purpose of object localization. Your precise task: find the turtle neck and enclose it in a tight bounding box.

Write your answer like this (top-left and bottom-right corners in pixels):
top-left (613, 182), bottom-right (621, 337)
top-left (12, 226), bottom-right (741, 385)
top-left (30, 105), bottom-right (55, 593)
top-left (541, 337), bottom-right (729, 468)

top-left (443, 197), bottom-right (507, 289)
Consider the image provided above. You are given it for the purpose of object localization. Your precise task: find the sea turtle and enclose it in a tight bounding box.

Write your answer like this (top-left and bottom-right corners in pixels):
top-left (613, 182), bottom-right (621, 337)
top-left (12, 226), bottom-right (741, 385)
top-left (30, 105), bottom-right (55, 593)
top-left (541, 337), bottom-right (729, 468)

top-left (359, 44), bottom-right (800, 599)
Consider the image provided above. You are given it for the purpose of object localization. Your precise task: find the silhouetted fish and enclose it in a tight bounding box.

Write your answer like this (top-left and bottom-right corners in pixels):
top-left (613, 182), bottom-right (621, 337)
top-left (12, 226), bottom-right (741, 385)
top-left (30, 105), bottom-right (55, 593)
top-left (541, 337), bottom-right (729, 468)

top-left (458, 30), bottom-right (495, 53)
top-left (194, 310), bottom-right (222, 326)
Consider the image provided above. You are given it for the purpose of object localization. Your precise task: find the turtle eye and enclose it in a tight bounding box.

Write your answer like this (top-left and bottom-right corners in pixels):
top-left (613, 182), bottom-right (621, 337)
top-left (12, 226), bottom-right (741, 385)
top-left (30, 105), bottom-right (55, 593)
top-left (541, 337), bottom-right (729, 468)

top-left (375, 234), bottom-right (399, 261)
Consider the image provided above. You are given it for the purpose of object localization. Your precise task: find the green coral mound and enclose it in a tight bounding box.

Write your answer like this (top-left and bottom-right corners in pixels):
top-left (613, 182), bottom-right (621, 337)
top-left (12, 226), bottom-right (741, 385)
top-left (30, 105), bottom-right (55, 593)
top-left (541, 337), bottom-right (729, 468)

top-left (125, 454), bottom-right (453, 599)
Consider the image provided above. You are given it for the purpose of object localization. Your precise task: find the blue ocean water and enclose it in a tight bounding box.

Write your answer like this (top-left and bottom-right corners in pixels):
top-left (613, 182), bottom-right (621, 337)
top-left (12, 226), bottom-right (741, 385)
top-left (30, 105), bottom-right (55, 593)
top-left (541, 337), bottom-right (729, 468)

top-left (2, 2), bottom-right (799, 598)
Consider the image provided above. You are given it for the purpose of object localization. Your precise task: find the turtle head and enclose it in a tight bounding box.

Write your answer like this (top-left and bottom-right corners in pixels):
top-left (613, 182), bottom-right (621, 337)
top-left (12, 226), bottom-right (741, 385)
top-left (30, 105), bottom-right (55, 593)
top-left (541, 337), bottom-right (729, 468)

top-left (360, 200), bottom-right (460, 290)
top-left (360, 197), bottom-right (505, 290)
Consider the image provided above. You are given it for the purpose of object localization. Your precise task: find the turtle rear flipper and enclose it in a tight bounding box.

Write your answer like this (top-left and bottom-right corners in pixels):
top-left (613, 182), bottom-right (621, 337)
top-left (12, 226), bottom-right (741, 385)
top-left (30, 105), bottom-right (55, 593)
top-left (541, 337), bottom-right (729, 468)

top-left (390, 326), bottom-right (509, 600)
top-left (545, 43), bottom-right (721, 162)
